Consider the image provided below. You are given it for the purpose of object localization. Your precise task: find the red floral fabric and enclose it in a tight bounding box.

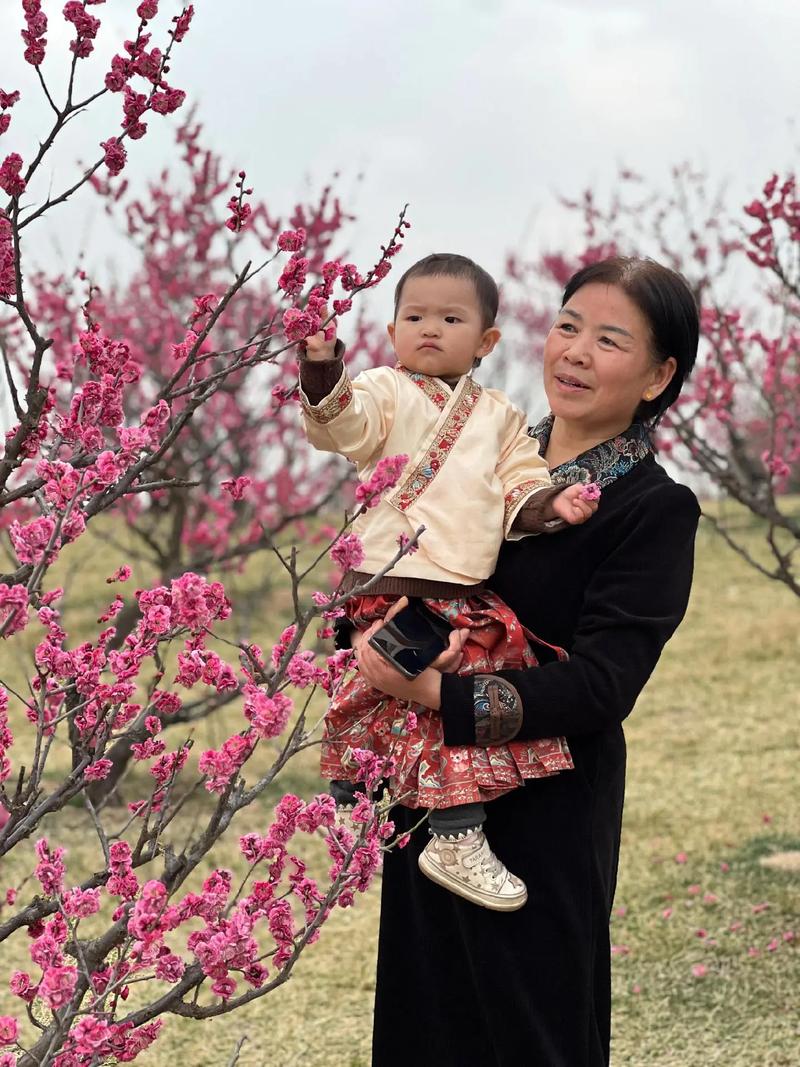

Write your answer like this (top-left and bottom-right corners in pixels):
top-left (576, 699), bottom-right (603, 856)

top-left (320, 592), bottom-right (573, 809)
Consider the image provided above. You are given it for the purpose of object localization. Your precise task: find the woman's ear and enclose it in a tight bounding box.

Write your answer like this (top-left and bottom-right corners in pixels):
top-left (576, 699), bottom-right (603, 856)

top-left (644, 355), bottom-right (677, 400)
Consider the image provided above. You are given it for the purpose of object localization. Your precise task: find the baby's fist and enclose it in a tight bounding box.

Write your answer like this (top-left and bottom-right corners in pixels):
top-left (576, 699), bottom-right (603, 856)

top-left (551, 482), bottom-right (600, 525)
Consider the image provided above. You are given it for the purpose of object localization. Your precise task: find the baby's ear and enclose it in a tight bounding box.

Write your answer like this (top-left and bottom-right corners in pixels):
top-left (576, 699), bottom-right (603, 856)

top-left (387, 322), bottom-right (396, 345)
top-left (477, 326), bottom-right (501, 359)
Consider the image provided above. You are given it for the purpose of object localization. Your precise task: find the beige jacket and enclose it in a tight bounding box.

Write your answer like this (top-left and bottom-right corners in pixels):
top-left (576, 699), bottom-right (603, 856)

top-left (300, 364), bottom-right (552, 585)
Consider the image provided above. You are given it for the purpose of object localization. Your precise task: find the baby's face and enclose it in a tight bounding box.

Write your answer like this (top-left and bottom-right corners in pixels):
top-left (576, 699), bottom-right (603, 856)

top-left (388, 274), bottom-right (498, 379)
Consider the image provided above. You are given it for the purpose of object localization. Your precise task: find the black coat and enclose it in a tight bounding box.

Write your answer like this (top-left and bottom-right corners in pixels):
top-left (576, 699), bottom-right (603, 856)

top-left (372, 454), bottom-right (700, 1067)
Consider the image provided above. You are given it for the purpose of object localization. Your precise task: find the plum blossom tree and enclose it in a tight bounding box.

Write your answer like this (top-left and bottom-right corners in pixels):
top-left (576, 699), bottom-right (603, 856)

top-left (503, 164), bottom-right (800, 597)
top-left (0, 4), bottom-right (415, 1062)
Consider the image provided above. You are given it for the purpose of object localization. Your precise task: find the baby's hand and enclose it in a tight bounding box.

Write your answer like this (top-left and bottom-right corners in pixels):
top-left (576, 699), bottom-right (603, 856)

top-left (549, 482), bottom-right (600, 525)
top-left (303, 304), bottom-right (338, 361)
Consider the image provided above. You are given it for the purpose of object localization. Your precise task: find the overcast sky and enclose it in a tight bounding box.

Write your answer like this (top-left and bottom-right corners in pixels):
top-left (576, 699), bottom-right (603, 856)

top-left (2, 0), bottom-right (798, 332)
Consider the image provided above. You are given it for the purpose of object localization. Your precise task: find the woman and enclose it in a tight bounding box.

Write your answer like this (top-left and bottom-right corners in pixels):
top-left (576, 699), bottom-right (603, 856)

top-left (350, 257), bottom-right (701, 1066)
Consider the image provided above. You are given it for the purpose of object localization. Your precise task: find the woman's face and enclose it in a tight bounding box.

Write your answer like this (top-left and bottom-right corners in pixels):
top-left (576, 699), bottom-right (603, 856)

top-left (543, 281), bottom-right (676, 442)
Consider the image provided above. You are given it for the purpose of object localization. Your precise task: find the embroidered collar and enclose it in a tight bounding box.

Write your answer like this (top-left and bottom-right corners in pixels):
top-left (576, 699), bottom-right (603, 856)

top-left (397, 365), bottom-right (478, 412)
top-left (530, 415), bottom-right (652, 488)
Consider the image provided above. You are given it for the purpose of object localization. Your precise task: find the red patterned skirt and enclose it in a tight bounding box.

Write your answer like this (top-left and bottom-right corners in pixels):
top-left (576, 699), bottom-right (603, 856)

top-left (320, 591), bottom-right (573, 809)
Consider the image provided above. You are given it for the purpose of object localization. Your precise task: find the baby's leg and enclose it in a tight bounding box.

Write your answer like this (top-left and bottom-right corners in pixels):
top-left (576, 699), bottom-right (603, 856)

top-left (330, 779), bottom-right (367, 809)
top-left (419, 800), bottom-right (527, 912)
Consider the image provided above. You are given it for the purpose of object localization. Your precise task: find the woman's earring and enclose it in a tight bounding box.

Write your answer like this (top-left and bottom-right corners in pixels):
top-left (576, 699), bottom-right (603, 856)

top-left (644, 390), bottom-right (654, 401)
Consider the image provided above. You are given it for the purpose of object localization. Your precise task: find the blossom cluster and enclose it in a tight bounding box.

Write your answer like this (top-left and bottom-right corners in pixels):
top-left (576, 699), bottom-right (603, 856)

top-left (355, 453), bottom-right (409, 508)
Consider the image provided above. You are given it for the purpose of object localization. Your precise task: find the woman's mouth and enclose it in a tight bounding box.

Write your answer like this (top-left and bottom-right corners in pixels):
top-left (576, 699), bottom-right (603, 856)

top-left (555, 374), bottom-right (590, 391)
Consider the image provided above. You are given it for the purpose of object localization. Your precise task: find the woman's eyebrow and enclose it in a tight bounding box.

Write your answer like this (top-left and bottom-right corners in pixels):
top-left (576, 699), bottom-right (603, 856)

top-left (561, 307), bottom-right (634, 339)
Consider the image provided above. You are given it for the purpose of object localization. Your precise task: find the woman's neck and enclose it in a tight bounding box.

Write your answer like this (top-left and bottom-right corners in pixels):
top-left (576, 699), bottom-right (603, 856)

top-left (543, 417), bottom-right (630, 467)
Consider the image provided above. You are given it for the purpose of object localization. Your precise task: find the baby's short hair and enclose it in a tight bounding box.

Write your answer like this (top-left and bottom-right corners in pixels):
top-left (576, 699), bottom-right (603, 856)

top-left (393, 253), bottom-right (499, 330)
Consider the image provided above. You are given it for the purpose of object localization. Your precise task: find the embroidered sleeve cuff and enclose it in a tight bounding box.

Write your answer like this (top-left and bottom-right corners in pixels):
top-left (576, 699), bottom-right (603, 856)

top-left (510, 474), bottom-right (586, 535)
top-left (440, 674), bottom-right (523, 746)
top-left (507, 480), bottom-right (558, 537)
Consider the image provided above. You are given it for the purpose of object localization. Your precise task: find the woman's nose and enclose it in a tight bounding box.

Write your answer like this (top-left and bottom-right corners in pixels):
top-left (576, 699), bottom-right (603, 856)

top-left (564, 339), bottom-right (589, 364)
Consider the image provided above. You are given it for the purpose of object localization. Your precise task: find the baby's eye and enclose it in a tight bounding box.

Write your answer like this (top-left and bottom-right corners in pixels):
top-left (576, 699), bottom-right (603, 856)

top-left (444, 316), bottom-right (461, 324)
top-left (406, 315), bottom-right (421, 322)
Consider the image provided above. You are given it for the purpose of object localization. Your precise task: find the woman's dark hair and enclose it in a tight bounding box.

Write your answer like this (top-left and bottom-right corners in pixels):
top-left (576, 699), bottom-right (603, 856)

top-left (393, 253), bottom-right (499, 330)
top-left (561, 256), bottom-right (699, 427)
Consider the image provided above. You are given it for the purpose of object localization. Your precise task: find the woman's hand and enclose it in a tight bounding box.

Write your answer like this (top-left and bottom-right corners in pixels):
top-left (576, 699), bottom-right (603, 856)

top-left (352, 597), bottom-right (469, 709)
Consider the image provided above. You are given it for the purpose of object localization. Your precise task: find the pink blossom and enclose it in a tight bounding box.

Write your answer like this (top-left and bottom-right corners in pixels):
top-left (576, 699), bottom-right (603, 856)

top-left (355, 453), bottom-right (409, 508)
top-left (277, 227), bottom-right (306, 252)
top-left (170, 329), bottom-right (198, 361)
top-left (9, 516), bottom-right (56, 565)
top-left (127, 879), bottom-right (168, 943)
top-left (170, 572), bottom-right (231, 631)
top-left (70, 1015), bottom-right (110, 1051)
top-left (220, 475), bottom-right (251, 500)
top-left (0, 153), bottom-right (25, 197)
top-left (101, 137), bottom-right (127, 176)
top-left (243, 686), bottom-right (292, 739)
top-left (34, 839), bottom-right (66, 896)
top-left (171, 5), bottom-right (194, 41)
top-left (137, 0), bottom-right (159, 18)
top-left (283, 306), bottom-right (321, 342)
top-left (674, 851), bottom-right (688, 864)
top-left (691, 963), bottom-right (708, 978)
top-left (211, 975), bottom-right (236, 998)
top-left (329, 532), bottom-right (365, 572)
top-left (579, 482), bottom-right (601, 502)
top-left (38, 965), bottom-right (77, 1010)
top-left (396, 532), bottom-right (419, 556)
top-left (84, 758), bottom-right (113, 781)
top-left (62, 886), bottom-right (101, 918)
top-left (340, 263), bottom-right (364, 291)
top-left (9, 972), bottom-right (36, 1003)
top-left (286, 651), bottom-right (325, 689)
top-left (0, 584), bottom-right (30, 637)
top-left (0, 212), bottom-right (15, 297)
top-left (278, 255), bottom-right (309, 296)
top-left (152, 689), bottom-right (182, 715)
top-left (154, 951), bottom-right (185, 982)
top-left (0, 1017), bottom-right (17, 1046)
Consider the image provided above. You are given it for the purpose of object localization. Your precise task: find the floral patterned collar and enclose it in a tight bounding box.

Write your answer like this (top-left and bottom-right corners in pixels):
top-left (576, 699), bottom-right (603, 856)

top-left (530, 415), bottom-right (652, 488)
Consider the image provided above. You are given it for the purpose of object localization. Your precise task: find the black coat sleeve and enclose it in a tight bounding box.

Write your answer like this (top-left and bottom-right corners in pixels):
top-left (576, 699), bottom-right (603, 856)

top-left (440, 482), bottom-right (701, 744)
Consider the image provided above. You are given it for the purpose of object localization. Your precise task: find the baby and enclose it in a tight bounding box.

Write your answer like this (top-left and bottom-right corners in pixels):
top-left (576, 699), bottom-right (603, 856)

top-left (299, 253), bottom-right (596, 911)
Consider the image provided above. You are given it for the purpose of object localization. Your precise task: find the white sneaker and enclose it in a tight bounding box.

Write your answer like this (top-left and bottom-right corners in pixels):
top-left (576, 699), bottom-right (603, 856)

top-left (417, 828), bottom-right (528, 911)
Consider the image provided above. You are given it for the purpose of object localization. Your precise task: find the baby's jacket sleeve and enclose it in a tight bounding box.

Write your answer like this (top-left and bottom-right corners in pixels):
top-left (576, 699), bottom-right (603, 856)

top-left (495, 404), bottom-right (554, 539)
top-left (300, 360), bottom-right (399, 471)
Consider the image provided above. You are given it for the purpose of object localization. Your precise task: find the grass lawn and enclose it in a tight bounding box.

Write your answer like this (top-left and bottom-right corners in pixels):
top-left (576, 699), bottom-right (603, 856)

top-left (0, 510), bottom-right (797, 1066)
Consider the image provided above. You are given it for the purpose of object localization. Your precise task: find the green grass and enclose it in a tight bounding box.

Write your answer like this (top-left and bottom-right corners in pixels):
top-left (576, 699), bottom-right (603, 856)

top-left (0, 512), bottom-right (798, 1066)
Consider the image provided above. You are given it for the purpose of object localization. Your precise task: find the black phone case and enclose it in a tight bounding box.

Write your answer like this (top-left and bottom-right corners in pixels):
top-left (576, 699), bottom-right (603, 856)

top-left (367, 600), bottom-right (452, 680)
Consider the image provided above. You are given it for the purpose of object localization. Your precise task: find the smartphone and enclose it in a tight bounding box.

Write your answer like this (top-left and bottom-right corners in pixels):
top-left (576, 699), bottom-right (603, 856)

top-left (367, 598), bottom-right (452, 680)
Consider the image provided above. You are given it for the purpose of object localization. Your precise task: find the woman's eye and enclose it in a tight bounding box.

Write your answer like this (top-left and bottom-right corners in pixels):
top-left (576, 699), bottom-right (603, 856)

top-left (599, 336), bottom-right (617, 347)
top-left (558, 322), bottom-right (575, 333)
